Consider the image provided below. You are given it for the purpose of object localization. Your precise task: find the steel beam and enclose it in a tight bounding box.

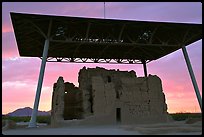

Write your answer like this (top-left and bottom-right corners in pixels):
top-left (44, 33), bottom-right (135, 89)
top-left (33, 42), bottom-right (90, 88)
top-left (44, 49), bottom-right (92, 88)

top-left (142, 59), bottom-right (148, 77)
top-left (181, 46), bottom-right (202, 111)
top-left (86, 23), bottom-right (91, 38)
top-left (28, 39), bottom-right (50, 128)
top-left (118, 24), bottom-right (126, 41)
top-left (27, 20), bottom-right (47, 39)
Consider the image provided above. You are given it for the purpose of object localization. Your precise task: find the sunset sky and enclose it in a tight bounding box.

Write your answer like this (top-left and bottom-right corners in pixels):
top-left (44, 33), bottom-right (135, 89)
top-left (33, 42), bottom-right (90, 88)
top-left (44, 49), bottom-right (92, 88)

top-left (2, 2), bottom-right (202, 114)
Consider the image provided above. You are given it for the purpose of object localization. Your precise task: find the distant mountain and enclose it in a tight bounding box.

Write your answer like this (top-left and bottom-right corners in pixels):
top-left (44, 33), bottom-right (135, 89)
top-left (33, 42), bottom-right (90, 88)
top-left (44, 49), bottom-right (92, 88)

top-left (6, 107), bottom-right (50, 117)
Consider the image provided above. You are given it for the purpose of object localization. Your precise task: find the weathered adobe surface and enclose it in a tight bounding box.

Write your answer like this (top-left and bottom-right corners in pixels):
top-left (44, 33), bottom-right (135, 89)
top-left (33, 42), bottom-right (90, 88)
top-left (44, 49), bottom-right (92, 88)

top-left (63, 82), bottom-right (83, 120)
top-left (78, 67), bottom-right (169, 124)
top-left (51, 67), bottom-right (171, 127)
top-left (51, 79), bottom-right (83, 126)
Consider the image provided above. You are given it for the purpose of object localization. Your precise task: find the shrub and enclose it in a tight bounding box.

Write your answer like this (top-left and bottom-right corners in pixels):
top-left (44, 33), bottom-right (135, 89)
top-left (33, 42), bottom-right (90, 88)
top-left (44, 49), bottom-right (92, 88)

top-left (37, 116), bottom-right (51, 125)
top-left (2, 115), bottom-right (51, 125)
top-left (170, 113), bottom-right (202, 121)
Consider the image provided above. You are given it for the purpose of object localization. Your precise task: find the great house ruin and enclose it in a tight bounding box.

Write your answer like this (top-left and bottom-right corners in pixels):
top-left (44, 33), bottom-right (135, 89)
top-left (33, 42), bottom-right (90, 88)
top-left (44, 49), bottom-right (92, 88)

top-left (51, 67), bottom-right (169, 126)
top-left (11, 12), bottom-right (202, 127)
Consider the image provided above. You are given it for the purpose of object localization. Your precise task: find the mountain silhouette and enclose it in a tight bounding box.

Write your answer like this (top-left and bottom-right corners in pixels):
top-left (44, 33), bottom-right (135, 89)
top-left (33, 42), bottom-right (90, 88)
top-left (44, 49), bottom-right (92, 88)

top-left (6, 107), bottom-right (50, 117)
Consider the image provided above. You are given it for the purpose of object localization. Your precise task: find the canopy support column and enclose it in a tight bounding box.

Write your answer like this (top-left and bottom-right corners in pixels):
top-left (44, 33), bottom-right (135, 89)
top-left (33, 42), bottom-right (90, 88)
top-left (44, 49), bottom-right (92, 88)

top-left (181, 46), bottom-right (202, 111)
top-left (142, 59), bottom-right (148, 77)
top-left (28, 39), bottom-right (50, 127)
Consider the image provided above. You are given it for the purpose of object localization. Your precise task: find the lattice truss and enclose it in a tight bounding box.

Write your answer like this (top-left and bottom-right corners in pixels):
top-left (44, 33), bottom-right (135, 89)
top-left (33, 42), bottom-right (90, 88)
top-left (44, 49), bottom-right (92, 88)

top-left (11, 13), bottom-right (202, 64)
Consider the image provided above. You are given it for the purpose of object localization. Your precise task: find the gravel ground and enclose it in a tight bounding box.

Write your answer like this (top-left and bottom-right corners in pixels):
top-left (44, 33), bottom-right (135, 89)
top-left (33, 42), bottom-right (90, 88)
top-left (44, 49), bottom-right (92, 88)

top-left (2, 125), bottom-right (141, 135)
top-left (2, 121), bottom-right (202, 135)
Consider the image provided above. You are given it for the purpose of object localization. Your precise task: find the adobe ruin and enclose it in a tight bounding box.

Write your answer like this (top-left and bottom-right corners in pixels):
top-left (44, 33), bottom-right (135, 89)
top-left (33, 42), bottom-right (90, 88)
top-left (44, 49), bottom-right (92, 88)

top-left (51, 67), bottom-right (170, 127)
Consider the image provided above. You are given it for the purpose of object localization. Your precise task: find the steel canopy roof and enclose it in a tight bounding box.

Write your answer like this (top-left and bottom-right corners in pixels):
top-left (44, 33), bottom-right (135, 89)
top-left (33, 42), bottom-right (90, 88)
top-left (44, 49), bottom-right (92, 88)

top-left (10, 12), bottom-right (202, 63)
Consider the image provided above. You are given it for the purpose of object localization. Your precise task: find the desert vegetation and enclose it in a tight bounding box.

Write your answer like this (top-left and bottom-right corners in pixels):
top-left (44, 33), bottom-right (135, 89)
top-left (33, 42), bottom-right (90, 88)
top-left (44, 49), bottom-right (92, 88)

top-left (169, 113), bottom-right (202, 121)
top-left (2, 115), bottom-right (51, 125)
top-left (2, 113), bottom-right (202, 125)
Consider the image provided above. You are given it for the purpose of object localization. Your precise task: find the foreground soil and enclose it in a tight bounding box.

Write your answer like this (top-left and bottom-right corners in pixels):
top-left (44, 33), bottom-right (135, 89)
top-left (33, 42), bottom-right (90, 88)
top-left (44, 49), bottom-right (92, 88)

top-left (2, 120), bottom-right (202, 135)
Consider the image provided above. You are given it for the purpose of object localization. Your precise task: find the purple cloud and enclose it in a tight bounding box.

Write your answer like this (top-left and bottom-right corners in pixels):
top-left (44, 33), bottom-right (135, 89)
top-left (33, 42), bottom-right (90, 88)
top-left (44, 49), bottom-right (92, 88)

top-left (2, 2), bottom-right (202, 113)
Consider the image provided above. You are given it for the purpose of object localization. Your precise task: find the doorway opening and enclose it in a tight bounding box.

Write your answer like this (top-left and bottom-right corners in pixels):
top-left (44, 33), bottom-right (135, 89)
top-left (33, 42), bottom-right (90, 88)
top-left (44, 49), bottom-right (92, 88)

top-left (116, 108), bottom-right (121, 123)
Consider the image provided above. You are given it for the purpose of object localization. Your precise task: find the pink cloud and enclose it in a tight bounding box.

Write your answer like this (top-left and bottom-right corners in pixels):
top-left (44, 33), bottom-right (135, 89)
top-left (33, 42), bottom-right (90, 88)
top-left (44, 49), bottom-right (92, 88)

top-left (2, 81), bottom-right (52, 114)
top-left (106, 2), bottom-right (201, 23)
top-left (3, 57), bottom-right (145, 86)
top-left (2, 45), bottom-right (202, 114)
top-left (2, 58), bottom-right (40, 84)
top-left (147, 43), bottom-right (202, 113)
top-left (166, 96), bottom-right (201, 113)
top-left (2, 24), bottom-right (13, 33)
top-left (2, 59), bottom-right (145, 114)
top-left (2, 2), bottom-right (202, 114)
top-left (2, 32), bottom-right (19, 58)
top-left (59, 2), bottom-right (105, 18)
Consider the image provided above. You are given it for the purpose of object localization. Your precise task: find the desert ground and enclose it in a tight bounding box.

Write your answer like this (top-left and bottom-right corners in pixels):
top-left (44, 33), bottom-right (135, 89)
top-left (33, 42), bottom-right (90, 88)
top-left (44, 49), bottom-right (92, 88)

top-left (2, 120), bottom-right (202, 135)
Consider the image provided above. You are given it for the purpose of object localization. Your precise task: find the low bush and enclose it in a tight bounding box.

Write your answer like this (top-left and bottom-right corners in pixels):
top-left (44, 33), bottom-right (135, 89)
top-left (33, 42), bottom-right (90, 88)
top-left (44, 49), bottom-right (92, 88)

top-left (2, 115), bottom-right (51, 125)
top-left (170, 113), bottom-right (202, 121)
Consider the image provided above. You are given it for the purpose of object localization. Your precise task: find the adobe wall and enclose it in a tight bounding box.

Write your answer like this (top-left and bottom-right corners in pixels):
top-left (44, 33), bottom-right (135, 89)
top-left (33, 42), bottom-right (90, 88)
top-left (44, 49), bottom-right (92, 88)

top-left (78, 67), bottom-right (169, 124)
top-left (51, 67), bottom-right (170, 126)
top-left (64, 82), bottom-right (83, 120)
top-left (51, 77), bottom-right (65, 127)
top-left (51, 77), bottom-right (83, 127)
